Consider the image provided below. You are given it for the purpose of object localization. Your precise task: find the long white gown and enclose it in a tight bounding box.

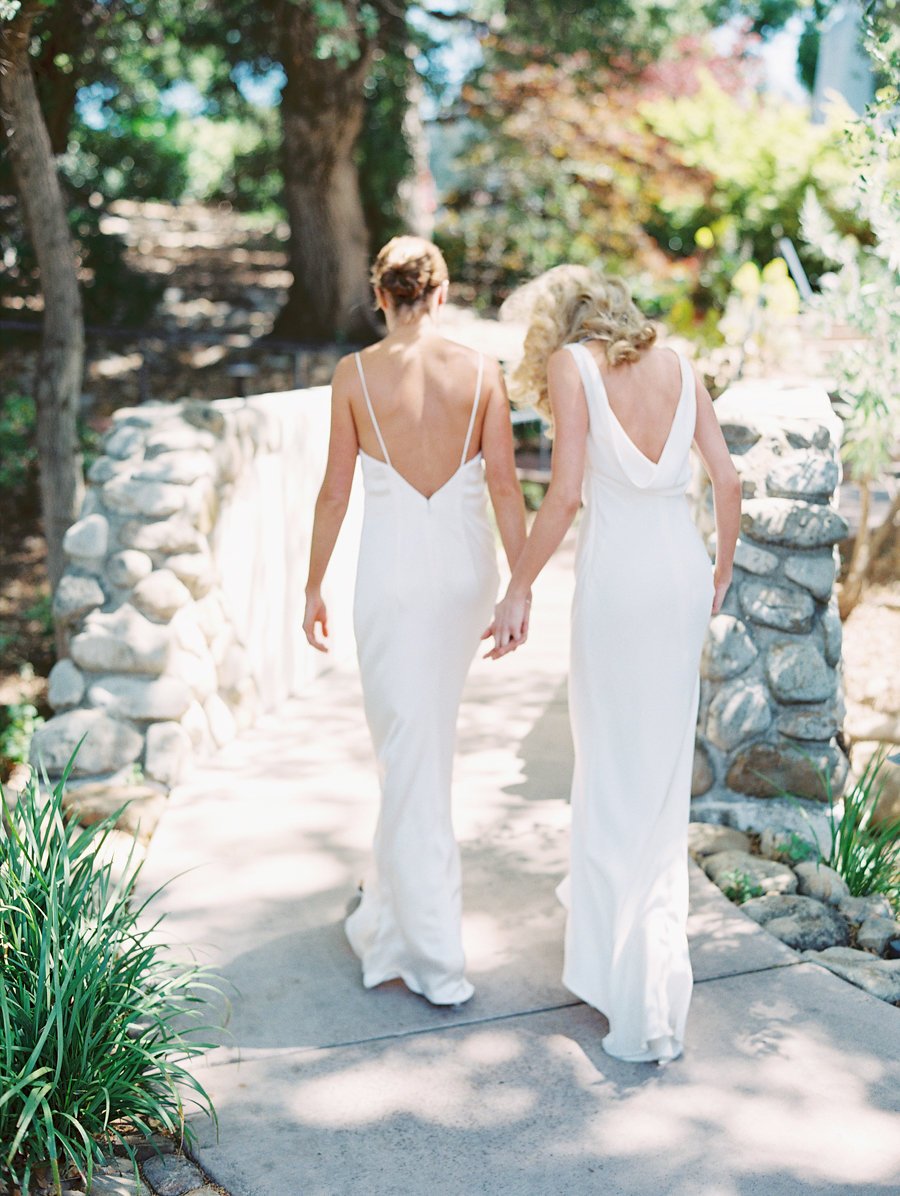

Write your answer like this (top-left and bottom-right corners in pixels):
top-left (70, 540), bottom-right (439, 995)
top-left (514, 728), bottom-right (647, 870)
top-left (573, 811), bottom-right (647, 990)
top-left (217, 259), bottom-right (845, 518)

top-left (561, 342), bottom-right (713, 1063)
top-left (345, 353), bottom-right (499, 1005)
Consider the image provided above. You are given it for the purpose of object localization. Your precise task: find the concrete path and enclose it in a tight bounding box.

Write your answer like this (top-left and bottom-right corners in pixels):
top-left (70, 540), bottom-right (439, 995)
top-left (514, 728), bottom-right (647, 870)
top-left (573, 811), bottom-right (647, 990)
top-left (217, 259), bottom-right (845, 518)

top-left (140, 540), bottom-right (900, 1196)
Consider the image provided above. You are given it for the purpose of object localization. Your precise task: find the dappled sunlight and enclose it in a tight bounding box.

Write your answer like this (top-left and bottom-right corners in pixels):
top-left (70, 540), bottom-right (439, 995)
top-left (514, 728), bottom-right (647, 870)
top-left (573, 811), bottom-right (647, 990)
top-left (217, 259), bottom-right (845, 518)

top-left (292, 1046), bottom-right (538, 1129)
top-left (587, 1013), bottom-right (900, 1185)
top-left (230, 849), bottom-right (347, 900)
top-left (457, 1029), bottom-right (523, 1066)
top-left (463, 910), bottom-right (522, 973)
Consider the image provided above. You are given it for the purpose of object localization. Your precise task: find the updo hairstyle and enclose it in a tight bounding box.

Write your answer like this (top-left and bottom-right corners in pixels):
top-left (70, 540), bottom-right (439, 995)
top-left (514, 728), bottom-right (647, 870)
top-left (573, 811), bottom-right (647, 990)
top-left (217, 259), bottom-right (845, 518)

top-left (371, 236), bottom-right (449, 311)
top-left (504, 264), bottom-right (657, 423)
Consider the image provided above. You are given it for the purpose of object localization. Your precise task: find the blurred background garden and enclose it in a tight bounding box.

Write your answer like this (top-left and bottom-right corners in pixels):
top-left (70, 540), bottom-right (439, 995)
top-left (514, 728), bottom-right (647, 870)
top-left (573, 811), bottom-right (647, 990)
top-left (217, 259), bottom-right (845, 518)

top-left (1, 0), bottom-right (898, 786)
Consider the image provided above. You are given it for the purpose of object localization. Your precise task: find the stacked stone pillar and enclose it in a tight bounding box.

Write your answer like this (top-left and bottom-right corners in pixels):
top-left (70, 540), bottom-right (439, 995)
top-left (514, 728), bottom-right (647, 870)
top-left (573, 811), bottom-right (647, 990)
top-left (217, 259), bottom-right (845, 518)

top-left (691, 382), bottom-right (849, 832)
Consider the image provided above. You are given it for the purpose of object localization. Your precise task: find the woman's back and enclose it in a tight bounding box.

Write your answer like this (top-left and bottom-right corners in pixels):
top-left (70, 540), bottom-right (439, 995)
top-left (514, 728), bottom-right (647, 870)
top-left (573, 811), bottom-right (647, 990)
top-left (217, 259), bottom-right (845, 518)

top-left (351, 334), bottom-right (487, 499)
top-left (581, 343), bottom-right (685, 468)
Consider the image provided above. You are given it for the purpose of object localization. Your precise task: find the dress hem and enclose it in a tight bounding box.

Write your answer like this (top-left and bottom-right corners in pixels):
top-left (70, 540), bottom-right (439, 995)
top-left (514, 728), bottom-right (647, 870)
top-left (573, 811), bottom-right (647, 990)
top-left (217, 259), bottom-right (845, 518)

top-left (562, 974), bottom-right (683, 1064)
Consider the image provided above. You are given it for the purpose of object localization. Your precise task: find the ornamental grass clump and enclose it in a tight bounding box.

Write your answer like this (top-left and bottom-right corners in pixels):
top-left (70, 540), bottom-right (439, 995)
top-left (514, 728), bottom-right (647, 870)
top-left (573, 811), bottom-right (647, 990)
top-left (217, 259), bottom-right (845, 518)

top-left (0, 760), bottom-right (218, 1194)
top-left (825, 750), bottom-right (900, 915)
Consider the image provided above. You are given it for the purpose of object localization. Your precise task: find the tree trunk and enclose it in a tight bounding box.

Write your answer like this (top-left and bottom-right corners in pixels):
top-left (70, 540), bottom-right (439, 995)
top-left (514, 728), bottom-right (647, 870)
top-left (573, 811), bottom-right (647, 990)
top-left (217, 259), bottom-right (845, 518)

top-left (839, 483), bottom-right (900, 619)
top-left (272, 1), bottom-right (381, 345)
top-left (839, 479), bottom-right (870, 620)
top-left (0, 8), bottom-right (84, 592)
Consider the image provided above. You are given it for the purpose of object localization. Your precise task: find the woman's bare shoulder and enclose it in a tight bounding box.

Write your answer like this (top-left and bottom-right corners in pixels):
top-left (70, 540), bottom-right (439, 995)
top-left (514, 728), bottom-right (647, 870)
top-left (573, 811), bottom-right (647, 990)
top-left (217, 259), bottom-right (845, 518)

top-left (548, 345), bottom-right (581, 379)
top-left (330, 352), bottom-right (364, 399)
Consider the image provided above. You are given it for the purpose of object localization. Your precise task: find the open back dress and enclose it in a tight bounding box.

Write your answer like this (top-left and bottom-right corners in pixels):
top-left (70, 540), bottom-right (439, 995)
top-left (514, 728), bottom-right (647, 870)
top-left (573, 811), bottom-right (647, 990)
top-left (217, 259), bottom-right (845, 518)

top-left (560, 342), bottom-right (712, 1062)
top-left (345, 352), bottom-right (499, 1005)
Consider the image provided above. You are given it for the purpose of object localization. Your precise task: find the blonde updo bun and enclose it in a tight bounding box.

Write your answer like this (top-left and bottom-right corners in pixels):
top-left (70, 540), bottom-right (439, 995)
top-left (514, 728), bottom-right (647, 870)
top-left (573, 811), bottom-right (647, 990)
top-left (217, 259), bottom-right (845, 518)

top-left (503, 264), bottom-right (657, 425)
top-left (371, 236), bottom-right (449, 309)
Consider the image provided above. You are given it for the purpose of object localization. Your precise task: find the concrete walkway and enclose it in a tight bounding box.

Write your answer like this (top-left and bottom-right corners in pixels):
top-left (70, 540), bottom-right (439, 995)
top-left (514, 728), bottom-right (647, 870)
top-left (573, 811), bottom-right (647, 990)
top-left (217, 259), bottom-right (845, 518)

top-left (140, 540), bottom-right (900, 1196)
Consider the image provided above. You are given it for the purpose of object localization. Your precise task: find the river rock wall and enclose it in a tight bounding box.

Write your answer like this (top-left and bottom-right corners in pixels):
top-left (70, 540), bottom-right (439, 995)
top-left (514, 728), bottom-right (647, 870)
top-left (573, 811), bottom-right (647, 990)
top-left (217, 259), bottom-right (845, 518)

top-left (691, 381), bottom-right (850, 835)
top-left (32, 389), bottom-right (361, 828)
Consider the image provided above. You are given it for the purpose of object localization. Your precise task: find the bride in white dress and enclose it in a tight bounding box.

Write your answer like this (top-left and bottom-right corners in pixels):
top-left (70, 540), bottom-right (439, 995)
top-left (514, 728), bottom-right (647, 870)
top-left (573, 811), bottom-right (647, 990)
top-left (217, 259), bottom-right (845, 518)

top-left (489, 266), bottom-right (741, 1062)
top-left (304, 237), bottom-right (526, 1006)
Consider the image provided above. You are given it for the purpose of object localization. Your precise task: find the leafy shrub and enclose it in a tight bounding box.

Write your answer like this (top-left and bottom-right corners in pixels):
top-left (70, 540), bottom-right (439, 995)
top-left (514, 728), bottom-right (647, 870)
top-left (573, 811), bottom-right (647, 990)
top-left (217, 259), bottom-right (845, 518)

top-left (640, 77), bottom-right (866, 302)
top-left (0, 763), bottom-right (219, 1193)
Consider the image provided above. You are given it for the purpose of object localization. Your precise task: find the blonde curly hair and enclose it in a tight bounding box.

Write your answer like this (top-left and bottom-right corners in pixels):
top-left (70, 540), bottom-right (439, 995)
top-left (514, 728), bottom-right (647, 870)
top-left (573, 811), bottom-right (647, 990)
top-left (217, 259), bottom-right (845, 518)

top-left (504, 265), bottom-right (657, 424)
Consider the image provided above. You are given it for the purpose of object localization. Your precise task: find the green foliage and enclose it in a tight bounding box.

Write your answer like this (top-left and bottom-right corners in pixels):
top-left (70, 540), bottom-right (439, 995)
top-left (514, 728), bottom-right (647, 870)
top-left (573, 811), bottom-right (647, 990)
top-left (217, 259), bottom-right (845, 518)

top-left (774, 831), bottom-right (820, 864)
top-left (519, 480), bottom-right (547, 512)
top-left (23, 594), bottom-right (54, 640)
top-left (359, 40), bottom-right (416, 251)
top-left (0, 763), bottom-right (219, 1192)
top-left (441, 54), bottom-right (691, 308)
top-left (0, 389), bottom-right (106, 499)
top-left (824, 749), bottom-right (900, 913)
top-left (65, 110), bottom-right (190, 202)
top-left (715, 257), bottom-right (801, 375)
top-left (640, 77), bottom-right (864, 296)
top-left (0, 677), bottom-right (43, 771)
top-left (717, 869), bottom-right (764, 904)
top-left (802, 103), bottom-right (900, 486)
top-left (441, 51), bottom-right (862, 328)
top-left (499, 0), bottom-right (728, 69)
top-left (0, 393), bottom-right (37, 492)
top-left (199, 110), bottom-right (283, 212)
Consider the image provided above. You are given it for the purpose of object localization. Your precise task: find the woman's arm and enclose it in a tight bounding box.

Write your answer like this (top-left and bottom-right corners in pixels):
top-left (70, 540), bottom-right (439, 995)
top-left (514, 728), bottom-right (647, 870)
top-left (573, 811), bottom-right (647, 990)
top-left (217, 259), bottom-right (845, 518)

top-left (303, 357), bottom-right (359, 652)
top-left (692, 369), bottom-right (742, 614)
top-left (486, 348), bottom-right (588, 659)
top-left (482, 359), bottom-right (527, 571)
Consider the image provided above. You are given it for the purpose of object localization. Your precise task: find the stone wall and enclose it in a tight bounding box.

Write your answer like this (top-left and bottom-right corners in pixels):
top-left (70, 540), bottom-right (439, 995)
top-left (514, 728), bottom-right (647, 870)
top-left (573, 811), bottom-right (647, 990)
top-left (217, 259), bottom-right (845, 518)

top-left (691, 381), bottom-right (850, 835)
top-left (31, 388), bottom-right (362, 824)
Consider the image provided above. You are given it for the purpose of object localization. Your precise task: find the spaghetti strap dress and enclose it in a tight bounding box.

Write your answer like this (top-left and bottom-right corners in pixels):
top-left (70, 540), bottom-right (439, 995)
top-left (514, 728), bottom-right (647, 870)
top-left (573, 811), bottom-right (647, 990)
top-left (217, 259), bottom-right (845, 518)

top-left (560, 342), bottom-right (713, 1062)
top-left (345, 352), bottom-right (499, 1005)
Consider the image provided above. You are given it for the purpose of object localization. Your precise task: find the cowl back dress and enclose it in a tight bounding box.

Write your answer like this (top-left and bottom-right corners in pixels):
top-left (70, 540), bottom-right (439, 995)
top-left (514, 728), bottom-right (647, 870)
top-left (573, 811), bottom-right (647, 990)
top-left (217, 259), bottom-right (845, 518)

top-left (345, 352), bottom-right (499, 1006)
top-left (561, 342), bottom-right (713, 1063)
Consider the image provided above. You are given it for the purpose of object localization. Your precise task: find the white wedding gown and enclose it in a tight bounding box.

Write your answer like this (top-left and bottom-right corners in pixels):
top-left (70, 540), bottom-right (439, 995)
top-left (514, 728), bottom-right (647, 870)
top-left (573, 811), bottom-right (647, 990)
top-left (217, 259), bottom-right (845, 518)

top-left (345, 353), bottom-right (499, 1005)
top-left (560, 342), bottom-right (712, 1063)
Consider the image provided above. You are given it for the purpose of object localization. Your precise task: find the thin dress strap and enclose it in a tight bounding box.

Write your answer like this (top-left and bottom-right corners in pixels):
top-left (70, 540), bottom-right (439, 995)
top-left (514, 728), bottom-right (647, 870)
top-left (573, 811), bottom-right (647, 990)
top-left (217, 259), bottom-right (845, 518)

top-left (354, 352), bottom-right (391, 467)
top-left (460, 353), bottom-right (484, 467)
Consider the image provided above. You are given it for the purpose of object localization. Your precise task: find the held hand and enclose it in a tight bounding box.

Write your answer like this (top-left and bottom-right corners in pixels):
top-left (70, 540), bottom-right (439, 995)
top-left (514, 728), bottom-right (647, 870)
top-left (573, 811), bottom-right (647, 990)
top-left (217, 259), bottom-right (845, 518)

top-left (303, 589), bottom-right (329, 653)
top-left (711, 571), bottom-right (732, 615)
top-left (483, 591), bottom-right (531, 660)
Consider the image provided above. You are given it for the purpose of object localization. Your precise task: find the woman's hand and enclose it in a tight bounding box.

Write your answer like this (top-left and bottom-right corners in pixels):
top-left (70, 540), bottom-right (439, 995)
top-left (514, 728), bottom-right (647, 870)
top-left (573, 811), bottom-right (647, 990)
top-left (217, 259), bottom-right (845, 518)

top-left (303, 589), bottom-right (329, 653)
top-left (483, 590), bottom-right (531, 660)
top-left (712, 569), bottom-right (732, 615)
